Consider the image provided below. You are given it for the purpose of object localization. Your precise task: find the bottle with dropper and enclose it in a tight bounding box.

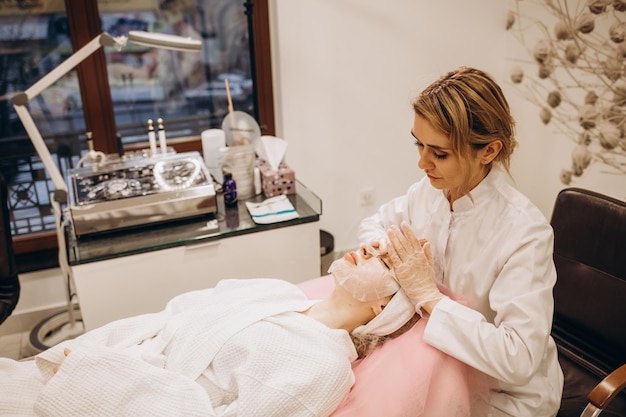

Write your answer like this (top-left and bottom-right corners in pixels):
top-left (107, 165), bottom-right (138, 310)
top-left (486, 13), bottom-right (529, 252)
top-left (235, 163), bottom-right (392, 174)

top-left (147, 119), bottom-right (157, 157)
top-left (157, 117), bottom-right (167, 156)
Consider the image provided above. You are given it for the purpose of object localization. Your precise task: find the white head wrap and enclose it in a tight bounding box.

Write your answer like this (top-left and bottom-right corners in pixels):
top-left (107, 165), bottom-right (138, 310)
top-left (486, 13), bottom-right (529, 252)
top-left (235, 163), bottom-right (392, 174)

top-left (352, 289), bottom-right (415, 336)
top-left (328, 249), bottom-right (415, 336)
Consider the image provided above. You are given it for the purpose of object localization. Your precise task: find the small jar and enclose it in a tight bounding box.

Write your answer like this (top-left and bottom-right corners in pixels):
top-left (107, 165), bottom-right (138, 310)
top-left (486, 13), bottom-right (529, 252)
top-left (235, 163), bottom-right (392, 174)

top-left (222, 172), bottom-right (238, 206)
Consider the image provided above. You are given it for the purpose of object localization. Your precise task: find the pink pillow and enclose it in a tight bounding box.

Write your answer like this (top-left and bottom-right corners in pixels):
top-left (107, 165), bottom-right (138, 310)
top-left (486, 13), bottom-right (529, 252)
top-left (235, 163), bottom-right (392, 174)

top-left (298, 276), bottom-right (491, 417)
top-left (297, 274), bottom-right (336, 299)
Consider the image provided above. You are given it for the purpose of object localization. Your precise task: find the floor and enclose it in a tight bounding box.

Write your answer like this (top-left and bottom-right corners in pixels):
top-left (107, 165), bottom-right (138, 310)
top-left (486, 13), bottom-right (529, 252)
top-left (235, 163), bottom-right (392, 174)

top-left (0, 330), bottom-right (42, 360)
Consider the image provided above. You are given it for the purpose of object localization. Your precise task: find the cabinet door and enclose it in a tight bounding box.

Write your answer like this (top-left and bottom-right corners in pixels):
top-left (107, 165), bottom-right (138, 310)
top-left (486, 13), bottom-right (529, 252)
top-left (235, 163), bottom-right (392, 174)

top-left (73, 245), bottom-right (187, 330)
top-left (72, 221), bottom-right (320, 330)
top-left (180, 221), bottom-right (320, 286)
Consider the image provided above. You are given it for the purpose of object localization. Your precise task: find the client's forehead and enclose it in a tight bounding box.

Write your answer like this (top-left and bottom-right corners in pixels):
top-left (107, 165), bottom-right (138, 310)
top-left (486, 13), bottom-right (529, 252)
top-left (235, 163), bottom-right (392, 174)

top-left (363, 253), bottom-right (389, 268)
top-left (359, 256), bottom-right (394, 279)
top-left (359, 254), bottom-right (384, 268)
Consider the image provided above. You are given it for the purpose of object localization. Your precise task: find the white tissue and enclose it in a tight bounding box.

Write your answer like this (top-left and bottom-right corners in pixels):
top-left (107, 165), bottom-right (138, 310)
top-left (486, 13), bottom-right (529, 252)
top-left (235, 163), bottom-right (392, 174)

top-left (256, 135), bottom-right (288, 171)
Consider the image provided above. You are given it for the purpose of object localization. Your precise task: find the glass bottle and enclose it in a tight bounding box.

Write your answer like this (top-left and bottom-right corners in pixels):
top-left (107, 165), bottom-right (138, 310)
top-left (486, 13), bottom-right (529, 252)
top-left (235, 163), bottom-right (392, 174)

top-left (223, 172), bottom-right (238, 206)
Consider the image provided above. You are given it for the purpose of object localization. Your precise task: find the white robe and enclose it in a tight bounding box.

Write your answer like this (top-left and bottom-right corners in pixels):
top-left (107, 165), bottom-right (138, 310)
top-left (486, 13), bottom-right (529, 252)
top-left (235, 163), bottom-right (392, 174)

top-left (0, 278), bottom-right (357, 417)
top-left (358, 169), bottom-right (564, 417)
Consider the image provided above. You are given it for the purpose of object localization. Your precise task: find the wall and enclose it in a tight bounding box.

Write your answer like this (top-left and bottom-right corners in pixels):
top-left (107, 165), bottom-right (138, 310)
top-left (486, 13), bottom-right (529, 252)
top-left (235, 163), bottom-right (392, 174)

top-left (9, 1), bottom-right (625, 326)
top-left (270, 0), bottom-right (509, 253)
top-left (269, 0), bottom-right (625, 254)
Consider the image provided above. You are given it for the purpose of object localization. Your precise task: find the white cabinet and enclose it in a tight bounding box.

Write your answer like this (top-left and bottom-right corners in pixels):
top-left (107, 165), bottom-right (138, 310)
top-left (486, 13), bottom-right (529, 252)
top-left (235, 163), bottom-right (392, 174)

top-left (73, 220), bottom-right (320, 330)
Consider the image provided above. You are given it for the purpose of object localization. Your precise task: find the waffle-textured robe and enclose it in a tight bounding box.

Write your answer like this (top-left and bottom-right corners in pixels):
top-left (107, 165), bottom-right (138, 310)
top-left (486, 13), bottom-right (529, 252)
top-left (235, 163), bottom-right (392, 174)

top-left (0, 278), bottom-right (357, 417)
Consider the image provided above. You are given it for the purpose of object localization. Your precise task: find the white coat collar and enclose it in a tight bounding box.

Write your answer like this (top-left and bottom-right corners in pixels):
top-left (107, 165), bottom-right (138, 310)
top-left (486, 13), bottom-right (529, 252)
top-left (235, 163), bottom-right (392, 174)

top-left (449, 168), bottom-right (504, 213)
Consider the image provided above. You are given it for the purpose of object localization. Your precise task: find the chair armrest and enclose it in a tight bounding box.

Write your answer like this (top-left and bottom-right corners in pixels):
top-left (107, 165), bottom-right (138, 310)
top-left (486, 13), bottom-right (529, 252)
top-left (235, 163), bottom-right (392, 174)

top-left (588, 363), bottom-right (626, 410)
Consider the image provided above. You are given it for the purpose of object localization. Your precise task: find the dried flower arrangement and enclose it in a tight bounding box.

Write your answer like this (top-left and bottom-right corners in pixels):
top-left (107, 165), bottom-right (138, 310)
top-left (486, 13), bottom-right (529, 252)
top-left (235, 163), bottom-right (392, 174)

top-left (507, 0), bottom-right (626, 184)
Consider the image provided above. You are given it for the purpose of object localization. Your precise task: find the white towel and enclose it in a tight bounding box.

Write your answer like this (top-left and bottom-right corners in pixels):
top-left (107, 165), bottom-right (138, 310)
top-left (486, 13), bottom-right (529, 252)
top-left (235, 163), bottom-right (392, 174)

top-left (245, 195), bottom-right (298, 224)
top-left (352, 289), bottom-right (416, 336)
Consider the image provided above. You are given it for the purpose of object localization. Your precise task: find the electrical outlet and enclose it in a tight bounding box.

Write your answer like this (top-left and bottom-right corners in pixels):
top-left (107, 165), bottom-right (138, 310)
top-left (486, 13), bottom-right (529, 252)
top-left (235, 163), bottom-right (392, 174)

top-left (359, 188), bottom-right (375, 206)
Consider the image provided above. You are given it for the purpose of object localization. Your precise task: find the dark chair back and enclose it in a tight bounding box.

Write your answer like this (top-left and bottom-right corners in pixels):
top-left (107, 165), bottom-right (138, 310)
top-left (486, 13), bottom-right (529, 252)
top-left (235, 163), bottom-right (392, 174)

top-left (551, 188), bottom-right (626, 417)
top-left (0, 172), bottom-right (19, 325)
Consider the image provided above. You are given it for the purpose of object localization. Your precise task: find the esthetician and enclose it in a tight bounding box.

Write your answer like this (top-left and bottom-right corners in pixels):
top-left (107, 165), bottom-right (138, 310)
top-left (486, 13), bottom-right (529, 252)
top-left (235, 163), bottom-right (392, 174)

top-left (359, 66), bottom-right (564, 416)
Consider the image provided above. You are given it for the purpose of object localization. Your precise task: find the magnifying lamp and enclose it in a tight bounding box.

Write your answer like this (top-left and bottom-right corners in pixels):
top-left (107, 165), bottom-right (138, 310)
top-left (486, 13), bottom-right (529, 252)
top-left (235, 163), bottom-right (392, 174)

top-left (11, 30), bottom-right (201, 197)
top-left (11, 30), bottom-right (201, 349)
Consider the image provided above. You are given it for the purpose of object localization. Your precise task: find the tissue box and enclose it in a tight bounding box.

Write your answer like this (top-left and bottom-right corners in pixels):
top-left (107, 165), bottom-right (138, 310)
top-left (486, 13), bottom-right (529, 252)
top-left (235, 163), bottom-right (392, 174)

top-left (259, 160), bottom-right (296, 198)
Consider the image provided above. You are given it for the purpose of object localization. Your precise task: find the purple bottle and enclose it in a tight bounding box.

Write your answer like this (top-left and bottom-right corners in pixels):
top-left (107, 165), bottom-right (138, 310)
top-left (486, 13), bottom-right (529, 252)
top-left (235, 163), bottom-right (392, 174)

top-left (222, 172), bottom-right (238, 206)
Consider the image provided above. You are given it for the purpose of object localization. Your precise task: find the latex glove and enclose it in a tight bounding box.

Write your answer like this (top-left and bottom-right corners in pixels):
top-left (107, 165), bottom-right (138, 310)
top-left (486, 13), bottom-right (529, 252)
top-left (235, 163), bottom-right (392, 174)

top-left (386, 222), bottom-right (443, 315)
top-left (360, 237), bottom-right (388, 258)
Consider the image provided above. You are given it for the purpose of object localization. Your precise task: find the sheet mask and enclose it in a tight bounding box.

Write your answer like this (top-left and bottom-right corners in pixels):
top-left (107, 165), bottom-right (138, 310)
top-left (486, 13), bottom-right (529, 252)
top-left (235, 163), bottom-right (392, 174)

top-left (219, 144), bottom-right (256, 200)
top-left (361, 237), bottom-right (388, 258)
top-left (328, 252), bottom-right (399, 302)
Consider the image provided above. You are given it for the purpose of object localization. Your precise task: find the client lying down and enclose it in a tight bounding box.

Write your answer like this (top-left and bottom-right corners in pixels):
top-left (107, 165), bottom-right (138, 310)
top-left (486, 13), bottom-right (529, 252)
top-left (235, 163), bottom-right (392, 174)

top-left (0, 249), bottom-right (417, 417)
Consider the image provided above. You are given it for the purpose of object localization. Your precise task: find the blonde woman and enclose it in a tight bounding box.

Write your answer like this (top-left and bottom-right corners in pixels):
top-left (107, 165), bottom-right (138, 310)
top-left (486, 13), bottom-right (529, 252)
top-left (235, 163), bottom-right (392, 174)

top-left (360, 67), bottom-right (564, 417)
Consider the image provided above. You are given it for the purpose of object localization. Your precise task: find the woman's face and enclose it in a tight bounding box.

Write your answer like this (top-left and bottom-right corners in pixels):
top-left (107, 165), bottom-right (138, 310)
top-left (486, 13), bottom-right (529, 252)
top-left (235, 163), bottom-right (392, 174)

top-left (328, 248), bottom-right (397, 302)
top-left (412, 115), bottom-right (485, 202)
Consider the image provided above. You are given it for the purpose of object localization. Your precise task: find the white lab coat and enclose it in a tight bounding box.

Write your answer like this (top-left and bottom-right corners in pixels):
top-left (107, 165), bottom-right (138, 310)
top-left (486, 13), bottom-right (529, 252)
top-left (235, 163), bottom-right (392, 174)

top-left (358, 169), bottom-right (564, 417)
top-left (0, 279), bottom-right (356, 417)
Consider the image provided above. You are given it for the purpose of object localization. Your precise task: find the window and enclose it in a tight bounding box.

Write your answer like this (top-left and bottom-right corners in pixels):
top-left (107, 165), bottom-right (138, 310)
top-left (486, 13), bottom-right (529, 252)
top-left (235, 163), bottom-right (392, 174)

top-left (0, 0), bottom-right (274, 271)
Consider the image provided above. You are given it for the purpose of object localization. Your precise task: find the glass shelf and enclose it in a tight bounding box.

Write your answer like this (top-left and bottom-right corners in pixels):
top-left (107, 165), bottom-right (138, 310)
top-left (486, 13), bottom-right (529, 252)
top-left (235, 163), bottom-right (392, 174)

top-left (68, 180), bottom-right (321, 265)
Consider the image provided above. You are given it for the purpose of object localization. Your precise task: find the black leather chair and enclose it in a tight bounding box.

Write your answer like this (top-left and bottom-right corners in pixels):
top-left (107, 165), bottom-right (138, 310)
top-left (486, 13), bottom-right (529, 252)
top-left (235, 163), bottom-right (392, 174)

top-left (0, 173), bottom-right (20, 325)
top-left (550, 188), bottom-right (626, 417)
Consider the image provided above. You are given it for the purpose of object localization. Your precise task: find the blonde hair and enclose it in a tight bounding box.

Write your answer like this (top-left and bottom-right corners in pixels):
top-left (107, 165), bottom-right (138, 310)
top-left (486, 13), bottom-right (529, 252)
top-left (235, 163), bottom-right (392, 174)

top-left (350, 314), bottom-right (420, 359)
top-left (412, 67), bottom-right (518, 197)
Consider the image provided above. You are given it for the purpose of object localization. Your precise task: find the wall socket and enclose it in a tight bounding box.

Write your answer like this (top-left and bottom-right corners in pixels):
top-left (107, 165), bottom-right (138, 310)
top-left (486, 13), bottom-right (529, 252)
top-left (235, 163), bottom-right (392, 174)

top-left (359, 188), bottom-right (375, 206)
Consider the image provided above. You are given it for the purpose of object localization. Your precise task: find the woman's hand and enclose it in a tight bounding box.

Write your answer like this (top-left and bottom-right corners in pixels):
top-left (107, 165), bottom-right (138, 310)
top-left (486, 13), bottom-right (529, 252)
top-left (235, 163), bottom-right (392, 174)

top-left (52, 348), bottom-right (71, 374)
top-left (360, 238), bottom-right (388, 258)
top-left (386, 222), bottom-right (443, 314)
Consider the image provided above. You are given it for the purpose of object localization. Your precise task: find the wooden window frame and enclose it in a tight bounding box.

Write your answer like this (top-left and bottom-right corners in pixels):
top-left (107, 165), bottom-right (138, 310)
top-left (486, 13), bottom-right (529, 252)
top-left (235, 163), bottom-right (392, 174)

top-left (13, 0), bottom-right (275, 272)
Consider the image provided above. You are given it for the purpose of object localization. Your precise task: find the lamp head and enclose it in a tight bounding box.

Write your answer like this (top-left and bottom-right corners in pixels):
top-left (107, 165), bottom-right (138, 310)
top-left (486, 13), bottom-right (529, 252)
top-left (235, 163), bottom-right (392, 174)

top-left (127, 30), bottom-right (202, 52)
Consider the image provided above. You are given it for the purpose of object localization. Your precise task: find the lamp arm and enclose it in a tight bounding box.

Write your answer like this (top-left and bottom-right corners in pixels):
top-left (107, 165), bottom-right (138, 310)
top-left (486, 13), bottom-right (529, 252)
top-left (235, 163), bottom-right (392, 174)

top-left (12, 33), bottom-right (126, 104)
top-left (9, 30), bottom-right (197, 200)
top-left (10, 32), bottom-right (126, 200)
top-left (12, 104), bottom-right (68, 198)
